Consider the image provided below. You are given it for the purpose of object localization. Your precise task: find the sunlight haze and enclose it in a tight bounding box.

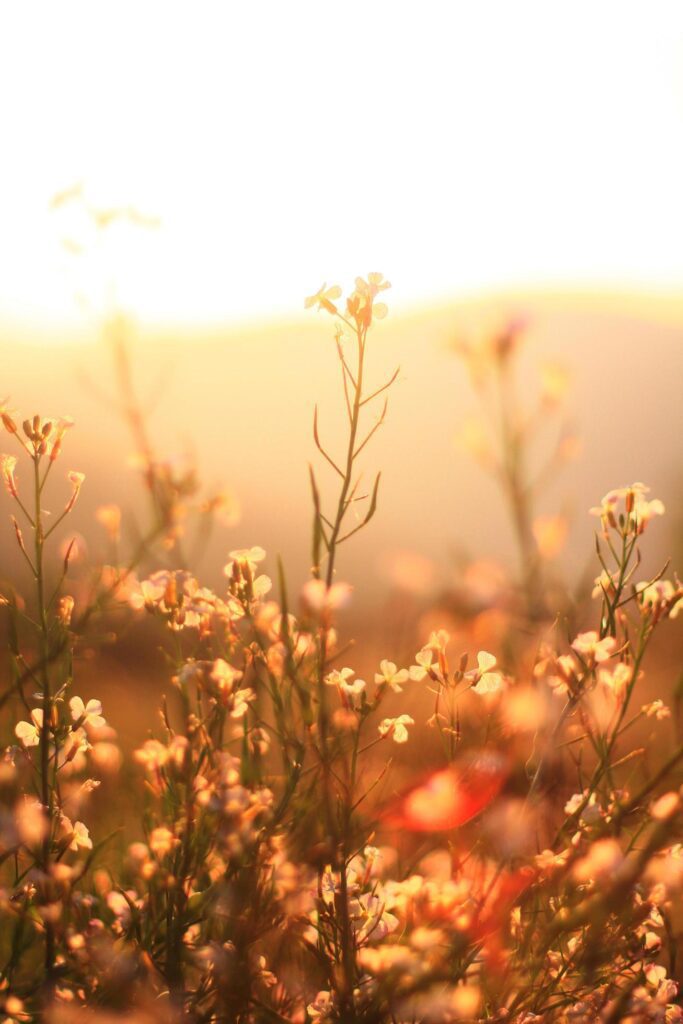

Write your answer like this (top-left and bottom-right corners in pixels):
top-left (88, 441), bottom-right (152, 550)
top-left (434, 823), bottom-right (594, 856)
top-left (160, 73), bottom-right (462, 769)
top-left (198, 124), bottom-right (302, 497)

top-left (2, 1), bottom-right (683, 333)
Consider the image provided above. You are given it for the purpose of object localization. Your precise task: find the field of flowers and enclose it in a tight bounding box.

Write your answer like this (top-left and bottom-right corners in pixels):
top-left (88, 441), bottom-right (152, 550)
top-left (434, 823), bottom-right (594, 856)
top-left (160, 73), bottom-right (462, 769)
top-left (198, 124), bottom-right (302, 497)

top-left (0, 275), bottom-right (682, 1023)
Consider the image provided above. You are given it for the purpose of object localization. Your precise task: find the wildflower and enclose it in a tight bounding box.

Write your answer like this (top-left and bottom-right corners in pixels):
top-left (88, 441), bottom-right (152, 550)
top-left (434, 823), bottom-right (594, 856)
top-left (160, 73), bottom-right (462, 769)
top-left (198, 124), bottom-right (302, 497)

top-left (597, 662), bottom-right (632, 702)
top-left (224, 546), bottom-right (266, 576)
top-left (592, 569), bottom-right (618, 599)
top-left (307, 991), bottom-right (335, 1022)
top-left (637, 579), bottom-right (683, 619)
top-left (351, 273), bottom-right (391, 321)
top-left (341, 677), bottom-right (366, 697)
top-left (166, 735), bottom-right (189, 770)
top-left (356, 271), bottom-right (391, 300)
top-left (326, 667), bottom-right (365, 698)
top-left (643, 930), bottom-right (662, 952)
top-left (131, 569), bottom-right (221, 628)
top-left (374, 659), bottom-right (409, 692)
top-left (642, 699), bottom-right (670, 720)
top-left (69, 696), bottom-right (106, 729)
top-left (564, 792), bottom-right (585, 816)
top-left (62, 470), bottom-right (85, 516)
top-left (134, 739), bottom-right (169, 772)
top-left (62, 728), bottom-right (91, 763)
top-left (571, 630), bottom-right (616, 663)
top-left (350, 891), bottom-right (399, 944)
top-left (48, 417), bottom-right (74, 460)
top-left (645, 964), bottom-right (668, 990)
top-left (59, 815), bottom-right (93, 851)
top-left (253, 953), bottom-right (276, 988)
top-left (471, 651), bottom-right (503, 694)
top-left (590, 487), bottom-right (629, 527)
top-left (534, 849), bottom-right (571, 874)
top-left (78, 778), bottom-right (100, 796)
top-left (224, 547), bottom-right (272, 601)
top-left (15, 709), bottom-right (44, 747)
top-left (325, 666), bottom-right (355, 688)
top-left (69, 820), bottom-right (93, 851)
top-left (409, 647), bottom-right (435, 681)
top-left (0, 403), bottom-right (18, 434)
top-left (426, 629), bottom-right (450, 653)
top-left (230, 687), bottom-right (255, 718)
top-left (304, 283), bottom-right (342, 314)
top-left (593, 663), bottom-right (634, 704)
top-left (0, 454), bottom-right (18, 497)
top-left (378, 714), bottom-right (414, 744)
top-left (107, 890), bottom-right (133, 922)
top-left (565, 790), bottom-right (602, 824)
top-left (210, 658), bottom-right (244, 694)
top-left (590, 483), bottom-right (664, 535)
top-left (544, 653), bottom-right (579, 695)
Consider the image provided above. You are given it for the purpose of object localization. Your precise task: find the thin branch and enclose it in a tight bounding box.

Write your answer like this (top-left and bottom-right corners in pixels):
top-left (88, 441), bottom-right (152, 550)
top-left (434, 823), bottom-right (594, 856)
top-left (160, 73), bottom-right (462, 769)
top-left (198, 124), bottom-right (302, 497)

top-left (353, 397), bottom-right (388, 459)
top-left (338, 472), bottom-right (381, 543)
top-left (313, 406), bottom-right (344, 479)
top-left (359, 364), bottom-right (400, 407)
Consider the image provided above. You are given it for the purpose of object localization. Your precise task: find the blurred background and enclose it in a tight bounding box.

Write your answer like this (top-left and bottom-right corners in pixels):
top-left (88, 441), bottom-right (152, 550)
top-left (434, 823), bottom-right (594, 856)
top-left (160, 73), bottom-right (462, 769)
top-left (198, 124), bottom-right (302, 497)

top-left (1, 1), bottom-right (682, 740)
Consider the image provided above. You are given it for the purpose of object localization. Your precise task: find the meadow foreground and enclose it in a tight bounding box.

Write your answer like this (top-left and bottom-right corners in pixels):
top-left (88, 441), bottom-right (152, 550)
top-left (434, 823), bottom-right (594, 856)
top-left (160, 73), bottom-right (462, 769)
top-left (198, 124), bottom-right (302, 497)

top-left (0, 276), bottom-right (682, 1023)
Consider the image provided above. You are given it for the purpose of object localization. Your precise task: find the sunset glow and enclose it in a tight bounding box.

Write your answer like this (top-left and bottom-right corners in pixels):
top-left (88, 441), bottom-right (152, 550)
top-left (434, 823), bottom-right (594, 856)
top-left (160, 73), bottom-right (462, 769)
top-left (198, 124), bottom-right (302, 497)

top-left (2, 9), bottom-right (683, 1017)
top-left (2, 1), bottom-right (683, 333)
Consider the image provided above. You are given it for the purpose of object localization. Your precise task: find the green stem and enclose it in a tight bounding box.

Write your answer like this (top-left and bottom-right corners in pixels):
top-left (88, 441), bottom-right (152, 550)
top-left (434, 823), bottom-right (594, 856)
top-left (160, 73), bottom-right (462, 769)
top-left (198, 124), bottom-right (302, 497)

top-left (34, 454), bottom-right (55, 992)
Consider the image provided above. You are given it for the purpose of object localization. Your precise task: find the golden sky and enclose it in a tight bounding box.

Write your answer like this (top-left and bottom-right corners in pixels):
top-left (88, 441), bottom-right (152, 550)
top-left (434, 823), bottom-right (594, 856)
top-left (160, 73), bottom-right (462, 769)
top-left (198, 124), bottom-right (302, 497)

top-left (3, 297), bottom-right (682, 614)
top-left (2, 1), bottom-right (683, 334)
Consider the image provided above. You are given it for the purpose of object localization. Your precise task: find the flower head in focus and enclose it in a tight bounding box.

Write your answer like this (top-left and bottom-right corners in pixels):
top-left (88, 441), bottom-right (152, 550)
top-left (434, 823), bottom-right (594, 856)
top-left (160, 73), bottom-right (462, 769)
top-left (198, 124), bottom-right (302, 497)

top-left (471, 651), bottom-right (503, 694)
top-left (69, 697), bottom-right (106, 729)
top-left (378, 715), bottom-right (414, 744)
top-left (15, 709), bottom-right (44, 748)
top-left (374, 660), bottom-right (409, 692)
top-left (590, 483), bottom-right (664, 536)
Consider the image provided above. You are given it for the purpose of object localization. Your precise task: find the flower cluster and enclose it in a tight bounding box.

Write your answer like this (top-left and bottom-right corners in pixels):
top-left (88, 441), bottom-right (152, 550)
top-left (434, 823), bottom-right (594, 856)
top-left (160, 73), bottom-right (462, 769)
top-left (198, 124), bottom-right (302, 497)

top-left (0, 287), bottom-right (681, 1023)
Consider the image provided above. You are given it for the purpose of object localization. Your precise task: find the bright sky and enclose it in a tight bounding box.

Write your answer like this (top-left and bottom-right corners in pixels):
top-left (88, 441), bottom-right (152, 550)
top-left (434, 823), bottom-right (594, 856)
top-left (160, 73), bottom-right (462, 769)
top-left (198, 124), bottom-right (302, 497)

top-left (2, 1), bottom-right (683, 332)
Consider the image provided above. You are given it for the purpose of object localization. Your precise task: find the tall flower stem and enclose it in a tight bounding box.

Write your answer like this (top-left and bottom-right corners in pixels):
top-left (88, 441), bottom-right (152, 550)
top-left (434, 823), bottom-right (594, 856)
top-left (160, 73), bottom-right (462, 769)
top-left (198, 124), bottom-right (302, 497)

top-left (33, 453), bottom-right (55, 990)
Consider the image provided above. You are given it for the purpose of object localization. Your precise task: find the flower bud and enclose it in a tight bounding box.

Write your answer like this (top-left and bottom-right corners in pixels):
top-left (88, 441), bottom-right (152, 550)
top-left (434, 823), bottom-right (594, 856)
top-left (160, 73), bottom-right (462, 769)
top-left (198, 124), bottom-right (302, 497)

top-left (1, 412), bottom-right (17, 434)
